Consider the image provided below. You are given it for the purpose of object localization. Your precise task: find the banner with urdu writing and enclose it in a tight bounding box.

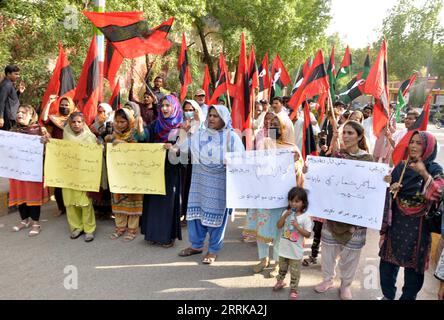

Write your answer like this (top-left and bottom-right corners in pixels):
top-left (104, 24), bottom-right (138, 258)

top-left (304, 156), bottom-right (390, 230)
top-left (226, 148), bottom-right (297, 209)
top-left (0, 130), bottom-right (44, 182)
top-left (44, 139), bottom-right (103, 192)
top-left (106, 143), bottom-right (166, 195)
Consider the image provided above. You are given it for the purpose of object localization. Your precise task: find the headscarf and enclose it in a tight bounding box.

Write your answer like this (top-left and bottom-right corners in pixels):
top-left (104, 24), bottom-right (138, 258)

top-left (11, 105), bottom-right (41, 135)
top-left (154, 94), bottom-right (183, 142)
top-left (113, 108), bottom-right (136, 142)
top-left (392, 131), bottom-right (442, 201)
top-left (63, 114), bottom-right (97, 144)
top-left (49, 96), bottom-right (76, 130)
top-left (123, 101), bottom-right (141, 119)
top-left (97, 103), bottom-right (113, 123)
top-left (183, 99), bottom-right (205, 133)
top-left (205, 104), bottom-right (232, 130)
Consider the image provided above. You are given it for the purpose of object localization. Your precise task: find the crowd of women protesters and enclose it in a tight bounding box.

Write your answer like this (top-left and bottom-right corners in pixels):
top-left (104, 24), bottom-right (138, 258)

top-left (1, 64), bottom-right (443, 300)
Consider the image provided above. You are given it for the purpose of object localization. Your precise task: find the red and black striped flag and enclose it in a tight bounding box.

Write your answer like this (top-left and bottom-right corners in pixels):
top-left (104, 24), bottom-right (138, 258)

top-left (232, 33), bottom-right (250, 131)
top-left (153, 17), bottom-right (174, 37)
top-left (104, 40), bottom-right (123, 89)
top-left (271, 54), bottom-right (291, 97)
top-left (257, 53), bottom-right (271, 101)
top-left (41, 43), bottom-right (76, 116)
top-left (73, 36), bottom-right (100, 126)
top-left (395, 73), bottom-right (417, 121)
top-left (289, 50), bottom-right (330, 121)
top-left (327, 47), bottom-right (336, 101)
top-left (392, 94), bottom-right (431, 166)
top-left (202, 64), bottom-right (211, 104)
top-left (246, 45), bottom-right (258, 119)
top-left (209, 53), bottom-right (234, 104)
top-left (364, 40), bottom-right (389, 137)
top-left (336, 46), bottom-right (352, 80)
top-left (291, 57), bottom-right (311, 94)
top-left (109, 79), bottom-right (121, 111)
top-left (83, 11), bottom-right (173, 59)
top-left (178, 33), bottom-right (192, 101)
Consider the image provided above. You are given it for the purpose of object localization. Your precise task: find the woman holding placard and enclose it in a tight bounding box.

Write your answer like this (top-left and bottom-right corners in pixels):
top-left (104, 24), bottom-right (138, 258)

top-left (310, 120), bottom-right (374, 300)
top-left (379, 131), bottom-right (444, 300)
top-left (105, 107), bottom-right (145, 242)
top-left (140, 94), bottom-right (183, 248)
top-left (243, 113), bottom-right (304, 277)
top-left (61, 112), bottom-right (98, 242)
top-left (10, 105), bottom-right (50, 236)
top-left (177, 104), bottom-right (244, 264)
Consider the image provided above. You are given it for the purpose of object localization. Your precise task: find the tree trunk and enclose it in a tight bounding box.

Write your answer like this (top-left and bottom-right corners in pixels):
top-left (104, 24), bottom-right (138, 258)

top-left (195, 19), bottom-right (216, 86)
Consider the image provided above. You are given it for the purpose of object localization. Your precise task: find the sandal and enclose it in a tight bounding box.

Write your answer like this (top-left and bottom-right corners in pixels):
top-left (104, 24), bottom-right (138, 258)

top-left (302, 256), bottom-right (317, 267)
top-left (28, 223), bottom-right (41, 237)
top-left (202, 253), bottom-right (217, 264)
top-left (12, 220), bottom-right (30, 232)
top-left (110, 231), bottom-right (124, 240)
top-left (178, 247), bottom-right (203, 257)
top-left (161, 240), bottom-right (175, 248)
top-left (123, 233), bottom-right (137, 242)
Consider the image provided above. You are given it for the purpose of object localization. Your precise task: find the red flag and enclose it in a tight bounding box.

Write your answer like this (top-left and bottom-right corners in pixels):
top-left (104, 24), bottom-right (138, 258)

top-left (288, 50), bottom-right (330, 120)
top-left (248, 46), bottom-right (258, 92)
top-left (41, 43), bottom-right (76, 116)
top-left (104, 40), bottom-right (124, 88)
top-left (292, 57), bottom-right (311, 94)
top-left (336, 46), bottom-right (352, 79)
top-left (83, 11), bottom-right (173, 59)
top-left (392, 94), bottom-right (432, 165)
top-left (178, 33), bottom-right (192, 101)
top-left (153, 17), bottom-right (174, 37)
top-left (364, 40), bottom-right (389, 137)
top-left (231, 33), bottom-right (250, 131)
top-left (258, 53), bottom-right (271, 98)
top-left (209, 53), bottom-right (235, 104)
top-left (271, 54), bottom-right (291, 94)
top-left (109, 79), bottom-right (121, 111)
top-left (202, 64), bottom-right (211, 104)
top-left (74, 36), bottom-right (100, 126)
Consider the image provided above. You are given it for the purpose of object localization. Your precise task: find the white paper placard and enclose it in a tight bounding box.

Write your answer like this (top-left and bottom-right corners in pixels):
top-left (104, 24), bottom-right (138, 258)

top-left (0, 130), bottom-right (44, 182)
top-left (226, 148), bottom-right (297, 209)
top-left (304, 155), bottom-right (390, 230)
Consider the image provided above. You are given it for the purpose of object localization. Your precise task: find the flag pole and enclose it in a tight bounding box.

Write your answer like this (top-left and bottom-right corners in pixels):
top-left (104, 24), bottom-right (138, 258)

top-left (94, 0), bottom-right (105, 102)
top-left (133, 66), bottom-right (158, 103)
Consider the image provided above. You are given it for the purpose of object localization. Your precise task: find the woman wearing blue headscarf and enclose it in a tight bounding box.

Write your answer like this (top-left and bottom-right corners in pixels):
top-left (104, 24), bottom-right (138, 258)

top-left (140, 94), bottom-right (184, 247)
top-left (178, 104), bottom-right (244, 264)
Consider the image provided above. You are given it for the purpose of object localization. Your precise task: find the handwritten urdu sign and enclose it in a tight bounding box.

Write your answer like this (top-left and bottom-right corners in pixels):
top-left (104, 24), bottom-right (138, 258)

top-left (0, 130), bottom-right (44, 182)
top-left (106, 143), bottom-right (166, 195)
top-left (304, 156), bottom-right (390, 230)
top-left (226, 148), bottom-right (297, 209)
top-left (44, 139), bottom-right (103, 192)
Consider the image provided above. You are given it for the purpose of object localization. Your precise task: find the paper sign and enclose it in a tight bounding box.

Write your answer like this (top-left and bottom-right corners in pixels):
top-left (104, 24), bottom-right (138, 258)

top-left (304, 155), bottom-right (390, 230)
top-left (0, 130), bottom-right (43, 182)
top-left (44, 139), bottom-right (103, 192)
top-left (226, 148), bottom-right (296, 209)
top-left (106, 143), bottom-right (166, 195)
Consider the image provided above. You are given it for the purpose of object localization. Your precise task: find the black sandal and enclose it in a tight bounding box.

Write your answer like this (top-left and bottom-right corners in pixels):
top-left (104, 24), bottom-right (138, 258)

top-left (302, 256), bottom-right (317, 266)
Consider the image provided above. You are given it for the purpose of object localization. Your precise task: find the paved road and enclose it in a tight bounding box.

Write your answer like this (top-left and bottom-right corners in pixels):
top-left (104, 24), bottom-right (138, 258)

top-left (0, 125), bottom-right (442, 300)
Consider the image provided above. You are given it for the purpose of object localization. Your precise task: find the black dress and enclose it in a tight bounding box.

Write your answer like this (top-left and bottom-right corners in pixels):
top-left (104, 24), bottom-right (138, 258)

top-left (140, 124), bottom-right (182, 245)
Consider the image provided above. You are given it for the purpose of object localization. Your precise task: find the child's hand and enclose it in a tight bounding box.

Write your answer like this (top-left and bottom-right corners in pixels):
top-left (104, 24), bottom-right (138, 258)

top-left (291, 220), bottom-right (300, 229)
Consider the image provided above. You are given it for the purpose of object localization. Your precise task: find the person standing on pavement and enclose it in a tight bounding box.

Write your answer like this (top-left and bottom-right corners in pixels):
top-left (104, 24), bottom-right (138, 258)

top-left (0, 65), bottom-right (25, 131)
top-left (379, 131), bottom-right (444, 300)
top-left (40, 94), bottom-right (77, 216)
top-left (309, 121), bottom-right (375, 300)
top-left (105, 107), bottom-right (145, 242)
top-left (178, 105), bottom-right (244, 264)
top-left (273, 187), bottom-right (313, 300)
top-left (10, 105), bottom-right (50, 237)
top-left (271, 97), bottom-right (295, 144)
top-left (61, 112), bottom-right (98, 242)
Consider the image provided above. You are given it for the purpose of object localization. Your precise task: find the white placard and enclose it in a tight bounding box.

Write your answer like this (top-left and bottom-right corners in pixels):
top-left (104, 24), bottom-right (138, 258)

top-left (0, 130), bottom-right (44, 182)
top-left (305, 155), bottom-right (390, 230)
top-left (226, 148), bottom-right (297, 209)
